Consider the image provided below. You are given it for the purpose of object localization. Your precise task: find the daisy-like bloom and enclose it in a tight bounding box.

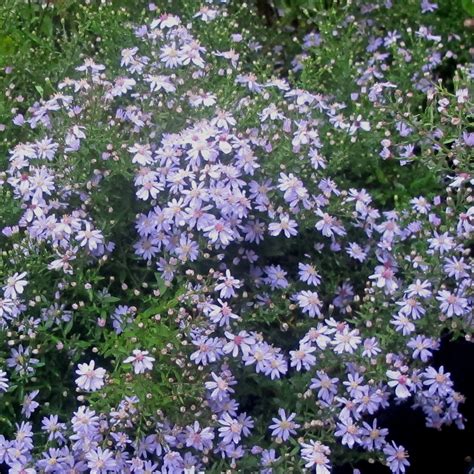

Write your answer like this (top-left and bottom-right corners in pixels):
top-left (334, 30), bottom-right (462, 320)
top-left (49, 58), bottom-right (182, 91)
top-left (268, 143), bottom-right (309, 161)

top-left (360, 418), bottom-right (388, 451)
top-left (76, 222), bottom-right (104, 252)
top-left (443, 256), bottom-right (469, 280)
top-left (3, 272), bottom-right (28, 299)
top-left (386, 369), bottom-right (412, 399)
top-left (203, 219), bottom-right (234, 247)
top-left (129, 143), bottom-right (153, 166)
top-left (41, 415), bottom-right (66, 443)
top-left (223, 331), bottom-right (255, 357)
top-left (268, 214), bottom-right (298, 238)
top-left (264, 265), bottom-right (289, 289)
top-left (206, 300), bottom-right (239, 327)
top-left (383, 442), bottom-right (410, 474)
top-left (215, 270), bottom-right (242, 299)
top-left (310, 371), bottom-right (339, 404)
top-left (123, 349), bottom-right (155, 375)
top-left (21, 390), bottom-right (39, 419)
top-left (422, 366), bottom-right (453, 396)
top-left (0, 370), bottom-right (8, 392)
top-left (405, 279), bottom-right (432, 299)
top-left (362, 337), bottom-right (381, 358)
top-left (427, 231), bottom-right (455, 255)
top-left (296, 290), bottom-right (323, 318)
top-left (289, 344), bottom-right (316, 371)
top-left (331, 328), bottom-right (361, 354)
top-left (205, 372), bottom-right (235, 401)
top-left (218, 413), bottom-right (243, 444)
top-left (86, 447), bottom-right (117, 474)
top-left (436, 290), bottom-right (468, 317)
top-left (269, 409), bottom-right (300, 441)
top-left (75, 360), bottom-right (106, 392)
top-left (407, 335), bottom-right (437, 362)
top-left (315, 209), bottom-right (346, 238)
top-left (300, 440), bottom-right (331, 474)
top-left (346, 242), bottom-right (368, 262)
top-left (335, 416), bottom-right (361, 448)
top-left (298, 262), bottom-right (321, 286)
top-left (184, 421), bottom-right (214, 451)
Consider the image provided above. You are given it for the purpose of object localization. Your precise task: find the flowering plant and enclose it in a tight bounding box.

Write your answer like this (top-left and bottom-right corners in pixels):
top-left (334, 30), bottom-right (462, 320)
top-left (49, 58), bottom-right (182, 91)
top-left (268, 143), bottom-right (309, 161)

top-left (0, 0), bottom-right (472, 473)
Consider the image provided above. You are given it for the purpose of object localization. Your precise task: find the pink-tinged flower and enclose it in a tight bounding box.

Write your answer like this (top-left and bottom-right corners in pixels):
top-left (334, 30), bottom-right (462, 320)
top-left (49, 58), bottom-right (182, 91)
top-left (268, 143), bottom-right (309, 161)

top-left (269, 409), bottom-right (300, 441)
top-left (405, 279), bottom-right (432, 299)
top-left (315, 209), bottom-right (346, 238)
top-left (223, 331), bottom-right (255, 357)
top-left (215, 270), bottom-right (242, 299)
top-left (76, 223), bottom-right (104, 251)
top-left (207, 300), bottom-right (239, 327)
top-left (296, 290), bottom-right (322, 318)
top-left (436, 290), bottom-right (468, 317)
top-left (331, 328), bottom-right (361, 354)
top-left (123, 349), bottom-right (155, 374)
top-left (383, 442), bottom-right (410, 474)
top-left (205, 372), bottom-right (235, 401)
top-left (185, 421), bottom-right (214, 451)
top-left (386, 370), bottom-right (412, 399)
top-left (3, 272), bottom-right (28, 299)
top-left (129, 143), bottom-right (154, 166)
top-left (203, 219), bottom-right (234, 247)
top-left (75, 360), bottom-right (106, 392)
top-left (300, 440), bottom-right (331, 473)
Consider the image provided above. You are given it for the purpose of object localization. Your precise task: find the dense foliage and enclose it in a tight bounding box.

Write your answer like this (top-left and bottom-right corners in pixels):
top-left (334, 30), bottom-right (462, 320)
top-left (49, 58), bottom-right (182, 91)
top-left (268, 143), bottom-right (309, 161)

top-left (0, 0), bottom-right (472, 473)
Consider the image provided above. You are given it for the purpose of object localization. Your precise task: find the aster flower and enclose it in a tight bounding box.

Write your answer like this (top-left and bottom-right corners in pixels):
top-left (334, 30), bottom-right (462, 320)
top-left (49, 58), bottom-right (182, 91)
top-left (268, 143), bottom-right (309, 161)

top-left (331, 328), bottom-right (361, 354)
top-left (422, 366), bottom-right (453, 396)
top-left (205, 372), bottom-right (235, 401)
top-left (360, 419), bottom-right (388, 451)
top-left (3, 272), bottom-right (28, 299)
top-left (123, 349), bottom-right (155, 374)
top-left (289, 344), bottom-right (316, 371)
top-left (300, 440), bottom-right (331, 474)
top-left (218, 413), bottom-right (243, 445)
top-left (334, 417), bottom-right (361, 448)
top-left (86, 447), bottom-right (117, 474)
top-left (215, 270), bottom-right (242, 299)
top-left (436, 290), bottom-right (468, 317)
top-left (75, 360), bottom-right (106, 392)
top-left (185, 421), bottom-right (214, 451)
top-left (223, 331), bottom-right (255, 357)
top-left (387, 369), bottom-right (412, 399)
top-left (383, 442), bottom-right (410, 474)
top-left (296, 290), bottom-right (323, 318)
top-left (269, 409), bottom-right (300, 441)
top-left (298, 262), bottom-right (321, 286)
top-left (268, 214), bottom-right (298, 238)
top-left (310, 371), bottom-right (339, 404)
top-left (21, 390), bottom-right (39, 419)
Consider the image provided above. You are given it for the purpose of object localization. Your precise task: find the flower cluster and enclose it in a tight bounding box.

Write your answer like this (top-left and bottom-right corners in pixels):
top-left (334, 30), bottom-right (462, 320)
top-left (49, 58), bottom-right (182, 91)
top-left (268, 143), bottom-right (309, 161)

top-left (0, 0), bottom-right (472, 473)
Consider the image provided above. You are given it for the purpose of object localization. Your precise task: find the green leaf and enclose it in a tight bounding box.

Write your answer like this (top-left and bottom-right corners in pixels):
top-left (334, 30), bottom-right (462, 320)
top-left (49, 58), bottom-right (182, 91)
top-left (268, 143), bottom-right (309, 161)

top-left (461, 0), bottom-right (474, 16)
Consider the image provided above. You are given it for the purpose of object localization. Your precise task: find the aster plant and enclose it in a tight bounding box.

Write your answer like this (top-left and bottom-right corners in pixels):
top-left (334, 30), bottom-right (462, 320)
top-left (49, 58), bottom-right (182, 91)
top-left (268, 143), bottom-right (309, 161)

top-left (0, 0), bottom-right (473, 473)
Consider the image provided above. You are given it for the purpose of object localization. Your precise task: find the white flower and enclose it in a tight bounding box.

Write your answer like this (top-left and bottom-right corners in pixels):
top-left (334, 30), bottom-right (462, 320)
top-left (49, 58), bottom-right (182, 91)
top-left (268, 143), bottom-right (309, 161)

top-left (75, 360), bottom-right (106, 392)
top-left (123, 349), bottom-right (155, 374)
